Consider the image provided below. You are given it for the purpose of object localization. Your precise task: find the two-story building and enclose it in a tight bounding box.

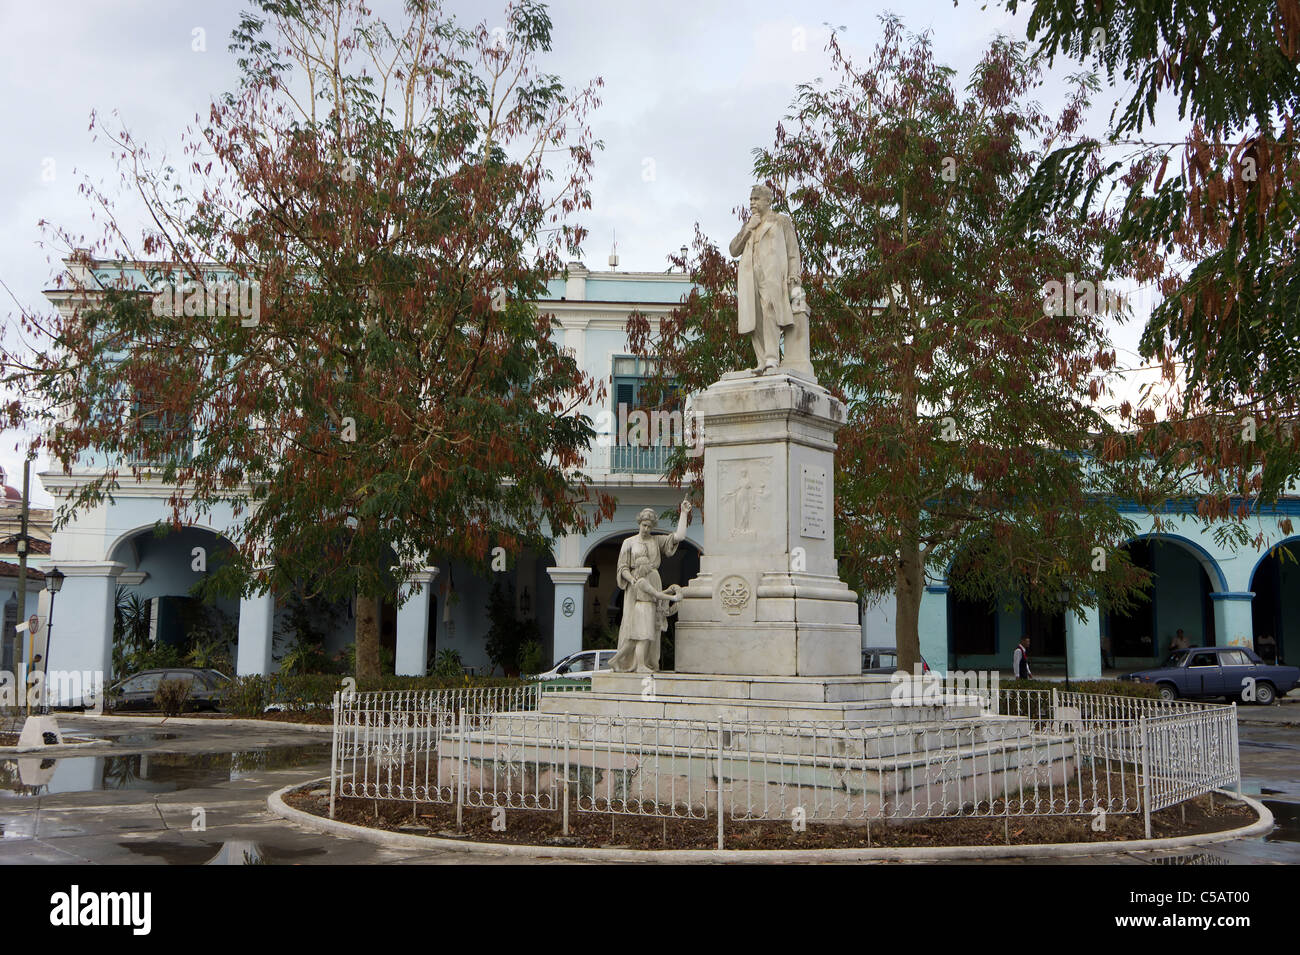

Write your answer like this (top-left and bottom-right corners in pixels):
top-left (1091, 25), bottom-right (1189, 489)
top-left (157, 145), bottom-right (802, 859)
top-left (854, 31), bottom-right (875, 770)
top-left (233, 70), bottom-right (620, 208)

top-left (37, 260), bottom-right (1300, 685)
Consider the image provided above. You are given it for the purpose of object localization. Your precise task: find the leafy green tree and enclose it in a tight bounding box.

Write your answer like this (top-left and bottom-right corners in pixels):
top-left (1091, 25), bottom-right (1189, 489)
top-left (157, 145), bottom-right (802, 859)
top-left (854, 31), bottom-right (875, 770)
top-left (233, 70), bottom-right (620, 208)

top-left (1006, 0), bottom-right (1300, 526)
top-left (4, 0), bottom-right (612, 680)
top-left (632, 20), bottom-right (1160, 670)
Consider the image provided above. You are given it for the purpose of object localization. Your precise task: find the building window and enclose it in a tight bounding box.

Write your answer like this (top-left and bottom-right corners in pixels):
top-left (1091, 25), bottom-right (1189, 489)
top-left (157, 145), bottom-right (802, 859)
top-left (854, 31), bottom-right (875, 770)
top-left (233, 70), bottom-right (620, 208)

top-left (127, 390), bottom-right (193, 466)
top-left (610, 356), bottom-right (678, 473)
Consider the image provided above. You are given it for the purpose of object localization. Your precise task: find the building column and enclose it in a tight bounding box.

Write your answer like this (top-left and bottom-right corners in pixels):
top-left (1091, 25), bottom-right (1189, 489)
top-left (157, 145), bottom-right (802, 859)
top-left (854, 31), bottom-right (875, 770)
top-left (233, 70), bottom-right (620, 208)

top-left (1065, 603), bottom-right (1103, 679)
top-left (44, 561), bottom-right (123, 691)
top-left (1211, 592), bottom-right (1255, 649)
top-left (547, 567), bottom-right (591, 665)
top-left (919, 584), bottom-right (950, 675)
top-left (237, 588), bottom-right (276, 676)
top-left (395, 567), bottom-right (439, 676)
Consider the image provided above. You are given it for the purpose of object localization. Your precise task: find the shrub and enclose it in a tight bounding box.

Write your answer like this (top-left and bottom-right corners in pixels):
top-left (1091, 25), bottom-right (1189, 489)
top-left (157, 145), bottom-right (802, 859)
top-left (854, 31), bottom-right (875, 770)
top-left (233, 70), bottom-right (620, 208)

top-left (154, 678), bottom-right (192, 717)
top-left (224, 674), bottom-right (270, 717)
top-left (220, 670), bottom-right (530, 717)
top-left (434, 649), bottom-right (464, 678)
top-left (519, 639), bottom-right (544, 676)
top-left (185, 636), bottom-right (234, 675)
top-left (483, 581), bottom-right (540, 675)
top-left (999, 678), bottom-right (1160, 699)
top-left (582, 625), bottom-right (618, 651)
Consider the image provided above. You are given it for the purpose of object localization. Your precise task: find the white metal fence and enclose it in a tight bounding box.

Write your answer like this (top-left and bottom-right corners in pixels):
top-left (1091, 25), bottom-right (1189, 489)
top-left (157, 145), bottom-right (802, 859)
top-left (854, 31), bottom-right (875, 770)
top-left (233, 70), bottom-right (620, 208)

top-left (329, 684), bottom-right (1241, 845)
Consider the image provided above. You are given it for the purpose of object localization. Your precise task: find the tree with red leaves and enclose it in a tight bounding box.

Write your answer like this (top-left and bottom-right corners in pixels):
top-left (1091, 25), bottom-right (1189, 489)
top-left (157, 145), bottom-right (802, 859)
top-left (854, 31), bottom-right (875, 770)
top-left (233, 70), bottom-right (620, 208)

top-left (1006, 0), bottom-right (1300, 545)
top-left (3, 0), bottom-right (611, 680)
top-left (631, 19), bottom-right (1165, 671)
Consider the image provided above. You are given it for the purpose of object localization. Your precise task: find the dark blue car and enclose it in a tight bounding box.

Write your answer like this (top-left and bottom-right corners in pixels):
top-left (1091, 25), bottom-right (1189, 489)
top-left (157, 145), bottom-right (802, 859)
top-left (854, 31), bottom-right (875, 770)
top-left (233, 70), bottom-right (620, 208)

top-left (1123, 647), bottom-right (1300, 704)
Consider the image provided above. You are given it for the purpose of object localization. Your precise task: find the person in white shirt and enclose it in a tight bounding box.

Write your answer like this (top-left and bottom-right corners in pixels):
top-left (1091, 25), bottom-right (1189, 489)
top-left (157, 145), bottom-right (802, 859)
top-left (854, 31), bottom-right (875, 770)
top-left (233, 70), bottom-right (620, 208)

top-left (1012, 635), bottom-right (1032, 679)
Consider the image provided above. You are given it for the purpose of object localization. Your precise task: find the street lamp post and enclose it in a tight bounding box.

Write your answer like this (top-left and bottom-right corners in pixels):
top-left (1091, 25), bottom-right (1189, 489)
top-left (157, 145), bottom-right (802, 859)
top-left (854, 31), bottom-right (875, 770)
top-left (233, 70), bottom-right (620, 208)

top-left (42, 568), bottom-right (65, 714)
top-left (1057, 589), bottom-right (1071, 692)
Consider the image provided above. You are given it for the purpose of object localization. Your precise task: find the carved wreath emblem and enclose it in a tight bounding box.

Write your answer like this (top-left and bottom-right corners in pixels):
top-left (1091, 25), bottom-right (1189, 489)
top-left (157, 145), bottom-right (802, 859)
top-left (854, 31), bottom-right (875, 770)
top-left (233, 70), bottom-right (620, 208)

top-left (718, 576), bottom-right (750, 615)
top-left (561, 597), bottom-right (576, 617)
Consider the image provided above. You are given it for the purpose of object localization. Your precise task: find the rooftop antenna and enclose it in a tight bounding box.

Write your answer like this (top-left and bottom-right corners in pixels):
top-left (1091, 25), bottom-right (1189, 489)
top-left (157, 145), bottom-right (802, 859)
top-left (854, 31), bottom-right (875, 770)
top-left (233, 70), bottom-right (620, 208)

top-left (608, 232), bottom-right (619, 269)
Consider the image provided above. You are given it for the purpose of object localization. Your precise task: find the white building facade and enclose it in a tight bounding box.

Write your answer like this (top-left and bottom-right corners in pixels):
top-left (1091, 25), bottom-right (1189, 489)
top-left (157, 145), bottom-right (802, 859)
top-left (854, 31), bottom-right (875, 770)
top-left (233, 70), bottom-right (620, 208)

top-left (39, 262), bottom-right (1300, 683)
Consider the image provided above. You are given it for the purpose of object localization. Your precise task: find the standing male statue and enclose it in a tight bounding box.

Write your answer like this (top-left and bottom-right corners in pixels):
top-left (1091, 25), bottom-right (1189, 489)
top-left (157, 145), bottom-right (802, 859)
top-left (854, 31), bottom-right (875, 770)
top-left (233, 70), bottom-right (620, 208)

top-left (729, 184), bottom-right (813, 377)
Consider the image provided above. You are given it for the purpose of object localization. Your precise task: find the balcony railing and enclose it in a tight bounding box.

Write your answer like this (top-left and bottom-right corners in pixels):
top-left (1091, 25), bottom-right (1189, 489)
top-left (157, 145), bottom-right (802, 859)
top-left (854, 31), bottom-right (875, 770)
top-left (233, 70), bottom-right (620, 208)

top-left (124, 431), bottom-right (195, 468)
top-left (583, 444), bottom-right (676, 475)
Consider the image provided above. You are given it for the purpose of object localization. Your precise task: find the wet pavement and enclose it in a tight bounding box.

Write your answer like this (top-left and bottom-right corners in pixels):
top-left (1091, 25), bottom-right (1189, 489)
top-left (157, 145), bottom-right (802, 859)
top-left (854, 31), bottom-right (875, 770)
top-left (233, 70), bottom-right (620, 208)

top-left (0, 715), bottom-right (529, 865)
top-left (0, 713), bottom-right (1294, 865)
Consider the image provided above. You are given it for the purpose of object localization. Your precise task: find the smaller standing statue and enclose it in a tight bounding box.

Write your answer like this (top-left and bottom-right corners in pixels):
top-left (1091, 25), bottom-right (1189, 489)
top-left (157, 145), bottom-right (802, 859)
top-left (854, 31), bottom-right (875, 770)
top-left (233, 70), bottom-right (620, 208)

top-left (610, 499), bottom-right (691, 673)
top-left (613, 554), bottom-right (682, 673)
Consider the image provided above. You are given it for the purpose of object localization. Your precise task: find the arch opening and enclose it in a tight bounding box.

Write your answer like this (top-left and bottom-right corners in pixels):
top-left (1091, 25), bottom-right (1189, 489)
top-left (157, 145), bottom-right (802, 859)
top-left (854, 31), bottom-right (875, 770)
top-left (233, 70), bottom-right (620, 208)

top-left (1105, 537), bottom-right (1217, 667)
top-left (1249, 539), bottom-right (1300, 665)
top-left (107, 525), bottom-right (241, 676)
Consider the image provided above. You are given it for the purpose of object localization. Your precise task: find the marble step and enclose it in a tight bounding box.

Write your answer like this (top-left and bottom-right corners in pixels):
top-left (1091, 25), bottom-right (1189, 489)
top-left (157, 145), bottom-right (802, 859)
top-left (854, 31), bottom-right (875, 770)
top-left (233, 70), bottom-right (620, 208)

top-left (443, 724), bottom-right (1078, 816)
top-left (585, 671), bottom-right (915, 704)
top-left (465, 717), bottom-right (1034, 764)
top-left (537, 689), bottom-right (988, 724)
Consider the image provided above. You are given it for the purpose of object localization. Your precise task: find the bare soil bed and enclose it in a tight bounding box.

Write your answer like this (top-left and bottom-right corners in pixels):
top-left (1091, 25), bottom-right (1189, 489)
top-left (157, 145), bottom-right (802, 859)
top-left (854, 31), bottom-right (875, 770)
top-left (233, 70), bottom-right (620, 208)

top-left (287, 789), bottom-right (1253, 851)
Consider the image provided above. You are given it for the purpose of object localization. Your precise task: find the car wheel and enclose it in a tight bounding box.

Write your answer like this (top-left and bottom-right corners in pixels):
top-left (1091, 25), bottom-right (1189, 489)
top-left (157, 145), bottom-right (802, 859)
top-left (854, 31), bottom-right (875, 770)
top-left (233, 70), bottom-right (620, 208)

top-left (1157, 683), bottom-right (1178, 701)
top-left (1255, 682), bottom-right (1276, 706)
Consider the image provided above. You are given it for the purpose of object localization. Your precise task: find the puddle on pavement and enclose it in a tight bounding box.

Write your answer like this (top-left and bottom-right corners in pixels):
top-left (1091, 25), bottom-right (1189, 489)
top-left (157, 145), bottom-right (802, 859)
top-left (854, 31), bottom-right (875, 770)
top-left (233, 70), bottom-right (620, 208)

top-left (0, 744), bottom-right (331, 797)
top-left (1263, 800), bottom-right (1299, 843)
top-left (105, 733), bottom-right (179, 745)
top-left (120, 838), bottom-right (327, 865)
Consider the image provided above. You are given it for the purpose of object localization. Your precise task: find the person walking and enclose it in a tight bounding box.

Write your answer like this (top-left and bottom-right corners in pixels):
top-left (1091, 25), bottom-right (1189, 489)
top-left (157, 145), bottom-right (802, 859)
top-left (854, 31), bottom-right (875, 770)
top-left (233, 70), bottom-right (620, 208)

top-left (1012, 635), bottom-right (1033, 680)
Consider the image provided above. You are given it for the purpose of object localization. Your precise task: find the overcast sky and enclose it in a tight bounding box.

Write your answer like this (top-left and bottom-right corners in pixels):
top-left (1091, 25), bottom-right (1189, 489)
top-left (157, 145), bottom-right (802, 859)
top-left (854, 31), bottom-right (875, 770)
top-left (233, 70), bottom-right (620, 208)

top-left (0, 0), bottom-right (1175, 505)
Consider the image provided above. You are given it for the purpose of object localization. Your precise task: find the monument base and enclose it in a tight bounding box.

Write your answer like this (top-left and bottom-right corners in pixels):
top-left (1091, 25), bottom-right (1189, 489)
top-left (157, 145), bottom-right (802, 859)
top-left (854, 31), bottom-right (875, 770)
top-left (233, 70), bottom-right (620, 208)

top-left (671, 370), bottom-right (863, 676)
top-left (538, 672), bottom-right (985, 724)
top-left (672, 572), bottom-right (861, 676)
top-left (456, 680), bottom-right (1069, 820)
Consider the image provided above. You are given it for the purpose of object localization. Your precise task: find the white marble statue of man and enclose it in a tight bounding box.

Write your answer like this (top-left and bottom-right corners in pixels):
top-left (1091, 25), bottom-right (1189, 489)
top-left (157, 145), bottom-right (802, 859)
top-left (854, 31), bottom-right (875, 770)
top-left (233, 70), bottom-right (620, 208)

top-left (609, 499), bottom-right (691, 673)
top-left (729, 183), bottom-right (813, 377)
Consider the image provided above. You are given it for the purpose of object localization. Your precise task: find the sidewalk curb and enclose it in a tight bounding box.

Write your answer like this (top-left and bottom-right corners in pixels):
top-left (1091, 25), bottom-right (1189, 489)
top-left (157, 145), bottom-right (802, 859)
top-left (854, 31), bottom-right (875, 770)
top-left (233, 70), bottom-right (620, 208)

top-left (71, 713), bottom-right (333, 734)
top-left (268, 779), bottom-right (1273, 864)
top-left (0, 740), bottom-right (102, 755)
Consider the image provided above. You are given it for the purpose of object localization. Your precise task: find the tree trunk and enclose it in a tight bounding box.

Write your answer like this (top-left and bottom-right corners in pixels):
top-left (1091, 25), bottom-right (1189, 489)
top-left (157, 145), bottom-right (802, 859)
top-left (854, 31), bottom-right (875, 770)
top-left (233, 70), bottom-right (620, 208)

top-left (895, 535), bottom-right (925, 673)
top-left (355, 594), bottom-right (382, 682)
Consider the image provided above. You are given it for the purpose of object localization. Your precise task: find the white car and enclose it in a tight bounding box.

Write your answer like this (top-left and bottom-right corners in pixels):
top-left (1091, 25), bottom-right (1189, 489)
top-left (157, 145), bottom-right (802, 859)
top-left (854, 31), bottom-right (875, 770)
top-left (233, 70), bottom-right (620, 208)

top-left (533, 649), bottom-right (616, 681)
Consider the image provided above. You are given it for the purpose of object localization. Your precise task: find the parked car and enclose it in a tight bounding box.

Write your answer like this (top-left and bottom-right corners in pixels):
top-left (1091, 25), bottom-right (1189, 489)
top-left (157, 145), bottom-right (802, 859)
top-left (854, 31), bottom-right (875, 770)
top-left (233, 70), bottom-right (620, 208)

top-left (109, 668), bottom-right (232, 711)
top-left (862, 647), bottom-right (929, 674)
top-left (1121, 647), bottom-right (1300, 704)
top-left (532, 649), bottom-right (617, 681)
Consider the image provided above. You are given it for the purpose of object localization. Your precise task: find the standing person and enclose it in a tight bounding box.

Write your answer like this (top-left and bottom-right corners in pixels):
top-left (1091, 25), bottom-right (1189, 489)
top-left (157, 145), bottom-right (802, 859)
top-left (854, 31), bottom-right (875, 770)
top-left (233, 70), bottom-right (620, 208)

top-left (1099, 632), bottom-right (1114, 670)
top-left (1012, 635), bottom-right (1033, 680)
top-left (1257, 632), bottom-right (1278, 664)
top-left (1172, 629), bottom-right (1190, 651)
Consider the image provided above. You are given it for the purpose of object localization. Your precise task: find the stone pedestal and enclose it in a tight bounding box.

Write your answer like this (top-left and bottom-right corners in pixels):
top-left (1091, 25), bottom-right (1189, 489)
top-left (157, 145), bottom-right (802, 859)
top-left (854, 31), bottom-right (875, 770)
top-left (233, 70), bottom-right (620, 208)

top-left (673, 372), bottom-right (860, 676)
